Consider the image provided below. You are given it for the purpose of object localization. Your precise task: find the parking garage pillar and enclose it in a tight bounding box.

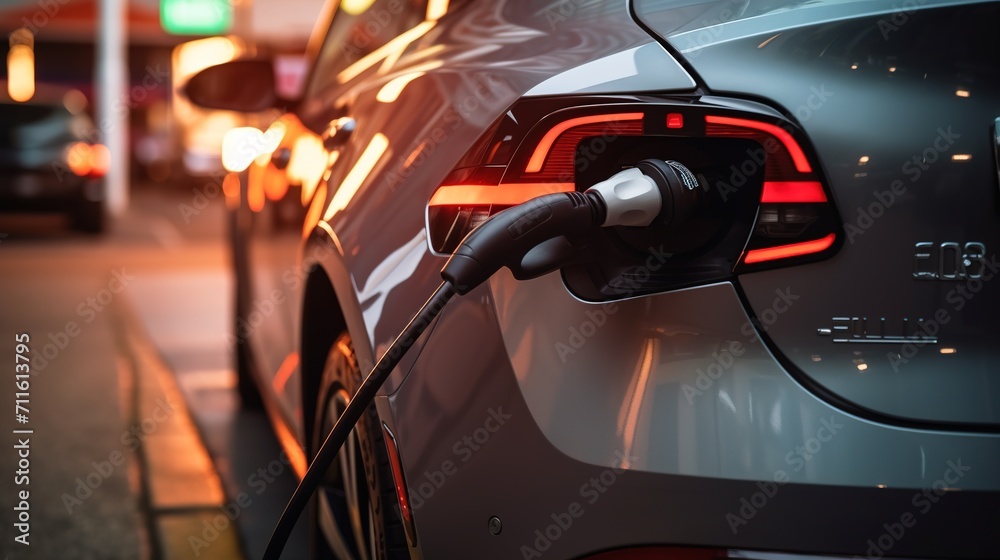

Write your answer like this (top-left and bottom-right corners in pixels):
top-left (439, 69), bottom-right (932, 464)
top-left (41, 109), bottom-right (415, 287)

top-left (97, 0), bottom-right (128, 215)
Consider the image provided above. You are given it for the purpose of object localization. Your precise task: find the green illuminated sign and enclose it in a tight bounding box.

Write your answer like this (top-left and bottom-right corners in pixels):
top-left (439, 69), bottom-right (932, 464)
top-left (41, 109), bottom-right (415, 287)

top-left (161, 0), bottom-right (232, 35)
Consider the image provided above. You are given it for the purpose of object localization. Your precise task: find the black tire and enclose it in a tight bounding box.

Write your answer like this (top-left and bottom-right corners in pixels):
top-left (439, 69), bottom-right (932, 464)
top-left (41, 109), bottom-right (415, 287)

top-left (310, 332), bottom-right (409, 560)
top-left (234, 331), bottom-right (263, 409)
top-left (229, 203), bottom-right (263, 409)
top-left (73, 198), bottom-right (104, 233)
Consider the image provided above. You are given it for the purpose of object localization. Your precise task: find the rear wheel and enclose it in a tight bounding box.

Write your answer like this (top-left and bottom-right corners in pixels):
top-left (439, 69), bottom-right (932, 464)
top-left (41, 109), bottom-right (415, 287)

top-left (229, 203), bottom-right (262, 409)
top-left (73, 197), bottom-right (104, 233)
top-left (311, 333), bottom-right (409, 560)
top-left (233, 327), bottom-right (262, 408)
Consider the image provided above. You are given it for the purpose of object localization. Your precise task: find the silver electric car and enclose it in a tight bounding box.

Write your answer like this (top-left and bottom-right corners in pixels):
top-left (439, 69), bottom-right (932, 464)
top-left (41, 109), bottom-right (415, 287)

top-left (185, 0), bottom-right (1000, 558)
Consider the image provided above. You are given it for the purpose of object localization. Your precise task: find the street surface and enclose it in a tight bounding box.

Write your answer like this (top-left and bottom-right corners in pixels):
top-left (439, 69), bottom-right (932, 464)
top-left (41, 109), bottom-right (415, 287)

top-left (0, 181), bottom-right (307, 559)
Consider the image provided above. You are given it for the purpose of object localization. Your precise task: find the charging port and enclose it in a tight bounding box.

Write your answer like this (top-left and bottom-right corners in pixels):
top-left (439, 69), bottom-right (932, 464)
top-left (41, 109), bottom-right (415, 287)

top-left (564, 136), bottom-right (764, 301)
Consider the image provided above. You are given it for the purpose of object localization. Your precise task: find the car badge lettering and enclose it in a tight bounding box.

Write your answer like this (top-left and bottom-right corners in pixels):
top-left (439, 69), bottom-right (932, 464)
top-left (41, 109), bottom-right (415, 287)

top-left (913, 242), bottom-right (987, 280)
top-left (817, 316), bottom-right (938, 344)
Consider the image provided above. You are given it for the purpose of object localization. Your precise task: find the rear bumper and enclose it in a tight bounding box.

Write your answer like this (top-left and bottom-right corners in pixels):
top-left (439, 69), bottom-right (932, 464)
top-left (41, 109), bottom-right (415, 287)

top-left (0, 171), bottom-right (100, 213)
top-left (388, 365), bottom-right (998, 558)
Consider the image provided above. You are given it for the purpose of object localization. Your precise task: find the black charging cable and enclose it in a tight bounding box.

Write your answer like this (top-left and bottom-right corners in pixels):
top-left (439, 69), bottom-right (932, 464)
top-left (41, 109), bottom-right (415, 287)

top-left (262, 281), bottom-right (455, 560)
top-left (262, 159), bottom-right (696, 559)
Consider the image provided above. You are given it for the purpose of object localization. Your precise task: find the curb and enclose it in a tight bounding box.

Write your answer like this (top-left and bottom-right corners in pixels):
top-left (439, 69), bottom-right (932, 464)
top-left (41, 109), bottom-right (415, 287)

top-left (112, 297), bottom-right (245, 560)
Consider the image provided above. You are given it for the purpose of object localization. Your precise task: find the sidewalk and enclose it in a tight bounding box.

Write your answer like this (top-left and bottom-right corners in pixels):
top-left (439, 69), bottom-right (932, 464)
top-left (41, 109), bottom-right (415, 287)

top-left (117, 181), bottom-right (308, 559)
top-left (112, 297), bottom-right (245, 560)
top-left (0, 185), bottom-right (268, 559)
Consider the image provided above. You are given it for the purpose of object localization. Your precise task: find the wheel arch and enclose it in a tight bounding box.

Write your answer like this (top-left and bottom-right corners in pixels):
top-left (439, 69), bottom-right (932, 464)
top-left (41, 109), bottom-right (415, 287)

top-left (299, 224), bottom-right (375, 455)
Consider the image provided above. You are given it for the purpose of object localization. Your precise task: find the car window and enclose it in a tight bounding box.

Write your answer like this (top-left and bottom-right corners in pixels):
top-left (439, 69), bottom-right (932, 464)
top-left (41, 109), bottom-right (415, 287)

top-left (304, 0), bottom-right (429, 100)
top-left (0, 103), bottom-right (67, 126)
top-left (0, 102), bottom-right (78, 149)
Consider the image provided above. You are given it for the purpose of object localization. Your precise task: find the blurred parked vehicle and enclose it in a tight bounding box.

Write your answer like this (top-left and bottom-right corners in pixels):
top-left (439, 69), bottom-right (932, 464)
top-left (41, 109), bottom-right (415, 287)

top-left (0, 85), bottom-right (107, 232)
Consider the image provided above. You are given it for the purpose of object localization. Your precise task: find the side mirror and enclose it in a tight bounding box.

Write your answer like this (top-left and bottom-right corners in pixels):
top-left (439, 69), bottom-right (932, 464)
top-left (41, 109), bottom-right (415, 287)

top-left (183, 59), bottom-right (286, 112)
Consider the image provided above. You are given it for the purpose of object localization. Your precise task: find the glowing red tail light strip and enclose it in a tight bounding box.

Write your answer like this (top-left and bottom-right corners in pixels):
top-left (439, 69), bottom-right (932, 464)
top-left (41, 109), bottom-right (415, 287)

top-left (743, 233), bottom-right (836, 264)
top-left (761, 181), bottom-right (827, 203)
top-left (525, 112), bottom-right (644, 174)
top-left (705, 115), bottom-right (812, 173)
top-left (428, 182), bottom-right (572, 207)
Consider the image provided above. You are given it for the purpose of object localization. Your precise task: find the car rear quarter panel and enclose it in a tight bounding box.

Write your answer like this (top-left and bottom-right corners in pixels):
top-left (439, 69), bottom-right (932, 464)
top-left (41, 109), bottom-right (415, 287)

top-left (308, 0), bottom-right (693, 388)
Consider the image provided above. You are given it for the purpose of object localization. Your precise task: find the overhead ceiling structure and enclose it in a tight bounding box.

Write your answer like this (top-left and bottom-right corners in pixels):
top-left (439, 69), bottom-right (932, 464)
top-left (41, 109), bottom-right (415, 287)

top-left (0, 0), bottom-right (168, 45)
top-left (0, 0), bottom-right (324, 47)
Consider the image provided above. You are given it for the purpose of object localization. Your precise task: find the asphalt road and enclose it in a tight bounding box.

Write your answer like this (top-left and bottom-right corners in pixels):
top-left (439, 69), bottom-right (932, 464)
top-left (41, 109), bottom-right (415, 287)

top-left (0, 181), bottom-right (307, 559)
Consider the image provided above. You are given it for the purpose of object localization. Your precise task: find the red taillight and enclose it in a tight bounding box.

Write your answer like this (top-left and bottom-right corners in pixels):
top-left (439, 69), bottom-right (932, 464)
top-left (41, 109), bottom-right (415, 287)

top-left (426, 181), bottom-right (575, 252)
top-left (65, 142), bottom-right (110, 178)
top-left (88, 144), bottom-right (110, 178)
top-left (425, 99), bottom-right (841, 280)
top-left (381, 424), bottom-right (417, 547)
top-left (705, 114), bottom-right (837, 266)
top-left (705, 114), bottom-right (811, 173)
top-left (428, 111), bottom-right (646, 253)
top-left (66, 142), bottom-right (91, 176)
top-left (760, 181), bottom-right (827, 203)
top-left (525, 112), bottom-right (644, 175)
top-left (429, 182), bottom-right (572, 207)
top-left (743, 232), bottom-right (837, 264)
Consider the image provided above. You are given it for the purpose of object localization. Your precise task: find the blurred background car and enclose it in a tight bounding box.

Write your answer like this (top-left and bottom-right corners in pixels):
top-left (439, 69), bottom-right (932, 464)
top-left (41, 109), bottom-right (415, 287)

top-left (184, 0), bottom-right (1000, 559)
top-left (0, 0), bottom-right (315, 232)
top-left (0, 83), bottom-right (108, 232)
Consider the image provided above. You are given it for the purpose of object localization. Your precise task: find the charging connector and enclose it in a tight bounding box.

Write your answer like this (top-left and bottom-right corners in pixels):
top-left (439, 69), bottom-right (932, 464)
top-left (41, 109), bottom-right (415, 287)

top-left (441, 190), bottom-right (606, 294)
top-left (587, 167), bottom-right (662, 227)
top-left (441, 159), bottom-right (699, 294)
